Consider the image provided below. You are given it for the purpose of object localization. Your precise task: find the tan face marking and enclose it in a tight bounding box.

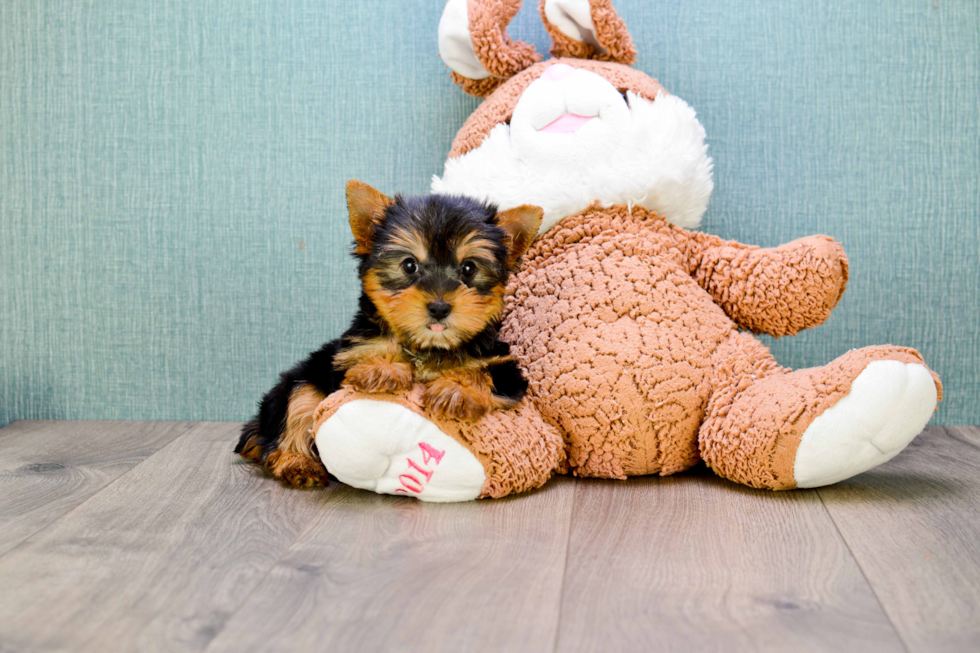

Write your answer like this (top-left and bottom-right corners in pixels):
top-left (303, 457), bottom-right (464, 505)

top-left (386, 225), bottom-right (429, 264)
top-left (363, 269), bottom-right (506, 351)
top-left (456, 235), bottom-right (498, 265)
top-left (441, 284), bottom-right (506, 344)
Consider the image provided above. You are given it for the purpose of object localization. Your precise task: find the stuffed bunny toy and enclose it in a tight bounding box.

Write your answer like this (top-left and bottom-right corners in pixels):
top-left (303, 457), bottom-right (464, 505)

top-left (310, 0), bottom-right (941, 501)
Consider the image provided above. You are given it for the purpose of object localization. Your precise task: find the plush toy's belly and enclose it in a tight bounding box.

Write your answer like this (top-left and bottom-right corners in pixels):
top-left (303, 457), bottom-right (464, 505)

top-left (503, 232), bottom-right (736, 478)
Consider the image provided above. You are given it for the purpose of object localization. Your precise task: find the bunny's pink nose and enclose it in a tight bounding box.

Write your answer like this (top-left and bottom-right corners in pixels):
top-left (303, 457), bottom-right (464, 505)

top-left (542, 63), bottom-right (575, 81)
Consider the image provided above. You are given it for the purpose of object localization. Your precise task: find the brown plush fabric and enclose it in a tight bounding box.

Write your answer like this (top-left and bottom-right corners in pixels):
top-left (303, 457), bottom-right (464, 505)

top-left (538, 1), bottom-right (592, 61)
top-left (587, 0), bottom-right (637, 64)
top-left (311, 386), bottom-right (566, 499)
top-left (502, 204), bottom-right (735, 478)
top-left (449, 72), bottom-right (509, 98)
top-left (453, 0), bottom-right (542, 98)
top-left (499, 203), bottom-right (940, 486)
top-left (538, 0), bottom-right (637, 65)
top-left (448, 58), bottom-right (667, 158)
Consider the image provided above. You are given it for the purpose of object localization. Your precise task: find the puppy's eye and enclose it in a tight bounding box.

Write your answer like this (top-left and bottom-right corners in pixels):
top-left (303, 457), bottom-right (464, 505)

top-left (401, 258), bottom-right (418, 275)
top-left (460, 260), bottom-right (477, 279)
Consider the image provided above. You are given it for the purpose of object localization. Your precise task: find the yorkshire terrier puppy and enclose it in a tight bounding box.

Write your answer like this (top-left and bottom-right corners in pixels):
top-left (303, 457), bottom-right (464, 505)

top-left (235, 180), bottom-right (543, 487)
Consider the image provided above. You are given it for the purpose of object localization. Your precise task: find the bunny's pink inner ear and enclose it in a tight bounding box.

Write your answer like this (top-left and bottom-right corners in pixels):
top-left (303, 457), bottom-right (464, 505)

top-left (539, 0), bottom-right (636, 66)
top-left (439, 0), bottom-right (542, 98)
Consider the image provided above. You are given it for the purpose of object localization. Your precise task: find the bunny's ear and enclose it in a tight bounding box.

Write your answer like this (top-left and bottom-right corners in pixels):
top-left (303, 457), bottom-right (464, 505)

top-left (439, 0), bottom-right (542, 97)
top-left (539, 0), bottom-right (636, 65)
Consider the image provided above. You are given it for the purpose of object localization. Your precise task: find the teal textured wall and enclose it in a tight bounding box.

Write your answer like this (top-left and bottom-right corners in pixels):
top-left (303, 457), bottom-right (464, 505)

top-left (1, 1), bottom-right (977, 427)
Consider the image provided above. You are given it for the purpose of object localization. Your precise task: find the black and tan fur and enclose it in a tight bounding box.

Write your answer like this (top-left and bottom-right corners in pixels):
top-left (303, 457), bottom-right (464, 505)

top-left (236, 180), bottom-right (542, 487)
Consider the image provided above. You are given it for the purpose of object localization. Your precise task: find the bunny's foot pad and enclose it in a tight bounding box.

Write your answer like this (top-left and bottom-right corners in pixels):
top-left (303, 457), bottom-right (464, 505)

top-left (793, 360), bottom-right (938, 488)
top-left (315, 399), bottom-right (486, 502)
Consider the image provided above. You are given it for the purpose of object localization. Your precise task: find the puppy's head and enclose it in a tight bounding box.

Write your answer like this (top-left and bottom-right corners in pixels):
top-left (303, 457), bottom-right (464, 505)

top-left (346, 180), bottom-right (542, 350)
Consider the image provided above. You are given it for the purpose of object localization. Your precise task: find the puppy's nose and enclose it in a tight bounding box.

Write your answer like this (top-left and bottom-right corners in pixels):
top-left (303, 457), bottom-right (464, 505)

top-left (427, 300), bottom-right (452, 321)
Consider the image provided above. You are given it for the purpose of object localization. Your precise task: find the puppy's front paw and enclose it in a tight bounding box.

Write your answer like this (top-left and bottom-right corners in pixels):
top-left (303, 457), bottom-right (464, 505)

top-left (269, 451), bottom-right (330, 488)
top-left (423, 373), bottom-right (492, 422)
top-left (344, 359), bottom-right (414, 394)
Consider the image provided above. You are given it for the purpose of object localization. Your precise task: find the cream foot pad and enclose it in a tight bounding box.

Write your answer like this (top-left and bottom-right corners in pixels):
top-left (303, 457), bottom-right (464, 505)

top-left (316, 399), bottom-right (487, 502)
top-left (794, 360), bottom-right (938, 488)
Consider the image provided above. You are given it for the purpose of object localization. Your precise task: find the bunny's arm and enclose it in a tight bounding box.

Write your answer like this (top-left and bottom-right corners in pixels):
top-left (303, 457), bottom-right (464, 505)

top-left (676, 228), bottom-right (849, 337)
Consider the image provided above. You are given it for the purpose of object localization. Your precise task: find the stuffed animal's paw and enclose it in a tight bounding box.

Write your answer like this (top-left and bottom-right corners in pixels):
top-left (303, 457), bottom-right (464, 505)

top-left (312, 388), bottom-right (566, 501)
top-left (315, 398), bottom-right (487, 502)
top-left (343, 359), bottom-right (414, 394)
top-left (423, 372), bottom-right (492, 422)
top-left (793, 360), bottom-right (938, 488)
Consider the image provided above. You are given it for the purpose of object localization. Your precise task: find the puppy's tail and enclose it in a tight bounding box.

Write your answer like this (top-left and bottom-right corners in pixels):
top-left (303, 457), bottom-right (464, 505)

top-left (235, 419), bottom-right (263, 461)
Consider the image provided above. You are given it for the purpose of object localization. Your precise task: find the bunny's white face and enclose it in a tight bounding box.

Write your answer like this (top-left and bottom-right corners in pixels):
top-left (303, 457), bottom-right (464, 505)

top-left (511, 63), bottom-right (633, 166)
top-left (432, 63), bottom-right (714, 235)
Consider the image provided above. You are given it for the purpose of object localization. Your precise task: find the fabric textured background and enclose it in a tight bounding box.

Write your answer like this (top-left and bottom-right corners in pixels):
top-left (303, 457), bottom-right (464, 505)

top-left (1, 0), bottom-right (977, 427)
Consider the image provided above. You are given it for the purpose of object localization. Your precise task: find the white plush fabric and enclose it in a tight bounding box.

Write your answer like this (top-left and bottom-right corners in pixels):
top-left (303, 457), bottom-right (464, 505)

top-left (316, 399), bottom-right (486, 502)
top-left (543, 0), bottom-right (605, 52)
top-left (794, 361), bottom-right (939, 488)
top-left (437, 0), bottom-right (491, 81)
top-left (432, 67), bottom-right (714, 234)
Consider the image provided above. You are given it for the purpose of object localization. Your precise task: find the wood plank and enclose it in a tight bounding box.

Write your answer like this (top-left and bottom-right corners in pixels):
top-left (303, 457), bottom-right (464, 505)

top-left (555, 471), bottom-right (905, 653)
top-left (944, 425), bottom-right (980, 449)
top-left (203, 476), bottom-right (577, 653)
top-left (0, 422), bottom-right (326, 653)
top-left (0, 420), bottom-right (191, 556)
top-left (818, 426), bottom-right (980, 652)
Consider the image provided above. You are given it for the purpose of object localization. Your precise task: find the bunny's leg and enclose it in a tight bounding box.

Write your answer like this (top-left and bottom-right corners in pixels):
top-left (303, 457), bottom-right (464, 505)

top-left (311, 386), bottom-right (565, 502)
top-left (699, 333), bottom-right (941, 490)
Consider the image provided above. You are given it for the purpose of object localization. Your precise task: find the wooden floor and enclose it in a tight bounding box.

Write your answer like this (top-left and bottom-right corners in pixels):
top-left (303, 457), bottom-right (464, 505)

top-left (0, 422), bottom-right (978, 653)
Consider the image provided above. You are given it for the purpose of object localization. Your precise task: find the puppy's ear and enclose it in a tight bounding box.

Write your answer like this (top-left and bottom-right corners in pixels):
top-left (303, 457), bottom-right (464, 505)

top-left (496, 204), bottom-right (543, 268)
top-left (346, 180), bottom-right (392, 255)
